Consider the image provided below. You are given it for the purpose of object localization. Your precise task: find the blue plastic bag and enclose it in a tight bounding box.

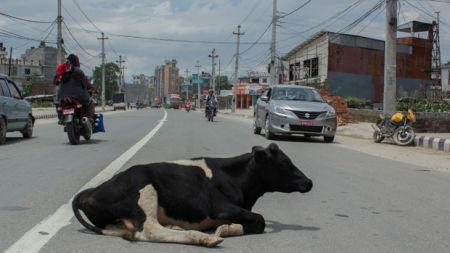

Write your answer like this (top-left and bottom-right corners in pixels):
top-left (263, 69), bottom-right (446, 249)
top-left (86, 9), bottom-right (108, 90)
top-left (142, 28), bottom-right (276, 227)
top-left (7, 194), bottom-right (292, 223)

top-left (93, 113), bottom-right (105, 133)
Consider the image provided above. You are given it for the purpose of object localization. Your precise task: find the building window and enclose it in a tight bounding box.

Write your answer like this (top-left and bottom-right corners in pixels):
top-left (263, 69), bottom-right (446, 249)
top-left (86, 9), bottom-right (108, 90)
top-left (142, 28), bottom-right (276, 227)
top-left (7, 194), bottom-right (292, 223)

top-left (303, 57), bottom-right (318, 78)
top-left (251, 78), bottom-right (259, 83)
top-left (24, 68), bottom-right (31, 75)
top-left (289, 62), bottom-right (301, 81)
top-left (262, 78), bottom-right (267, 83)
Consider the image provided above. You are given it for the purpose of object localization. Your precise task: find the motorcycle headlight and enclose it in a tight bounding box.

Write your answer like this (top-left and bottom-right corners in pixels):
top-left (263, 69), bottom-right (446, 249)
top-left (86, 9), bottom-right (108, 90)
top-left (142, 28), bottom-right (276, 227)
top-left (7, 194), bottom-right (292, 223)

top-left (326, 108), bottom-right (336, 118)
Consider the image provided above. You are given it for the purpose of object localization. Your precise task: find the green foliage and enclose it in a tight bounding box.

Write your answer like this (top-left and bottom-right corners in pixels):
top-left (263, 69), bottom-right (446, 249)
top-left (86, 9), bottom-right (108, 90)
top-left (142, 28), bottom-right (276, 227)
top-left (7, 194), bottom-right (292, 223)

top-left (92, 63), bottom-right (120, 100)
top-left (344, 97), bottom-right (373, 109)
top-left (23, 74), bottom-right (42, 96)
top-left (396, 96), bottom-right (450, 112)
top-left (31, 101), bottom-right (53, 108)
top-left (216, 75), bottom-right (232, 90)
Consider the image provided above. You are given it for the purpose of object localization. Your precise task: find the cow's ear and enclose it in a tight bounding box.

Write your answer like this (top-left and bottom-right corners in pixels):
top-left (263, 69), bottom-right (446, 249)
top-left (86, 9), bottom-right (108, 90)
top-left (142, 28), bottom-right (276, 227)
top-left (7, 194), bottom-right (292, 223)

top-left (254, 149), bottom-right (271, 162)
top-left (267, 143), bottom-right (279, 153)
top-left (252, 146), bottom-right (264, 153)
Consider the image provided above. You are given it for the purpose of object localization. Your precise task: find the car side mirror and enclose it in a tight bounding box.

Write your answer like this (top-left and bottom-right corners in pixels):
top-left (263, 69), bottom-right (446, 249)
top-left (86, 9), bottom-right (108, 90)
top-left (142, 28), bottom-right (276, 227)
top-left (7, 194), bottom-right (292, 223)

top-left (260, 95), bottom-right (268, 102)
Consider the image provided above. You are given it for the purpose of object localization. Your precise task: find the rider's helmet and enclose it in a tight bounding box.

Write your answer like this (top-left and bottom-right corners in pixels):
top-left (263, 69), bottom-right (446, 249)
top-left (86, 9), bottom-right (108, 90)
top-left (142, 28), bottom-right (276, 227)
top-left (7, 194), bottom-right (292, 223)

top-left (208, 89), bottom-right (214, 96)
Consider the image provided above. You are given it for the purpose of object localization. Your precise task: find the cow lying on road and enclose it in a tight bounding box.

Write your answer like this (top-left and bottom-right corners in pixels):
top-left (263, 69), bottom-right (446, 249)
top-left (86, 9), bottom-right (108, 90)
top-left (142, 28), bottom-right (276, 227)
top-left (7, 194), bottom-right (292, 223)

top-left (72, 143), bottom-right (313, 247)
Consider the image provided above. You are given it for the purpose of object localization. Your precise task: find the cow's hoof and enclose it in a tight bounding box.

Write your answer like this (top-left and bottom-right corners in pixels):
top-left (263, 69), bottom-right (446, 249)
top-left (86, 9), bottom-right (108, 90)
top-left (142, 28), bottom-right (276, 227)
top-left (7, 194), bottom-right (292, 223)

top-left (214, 224), bottom-right (228, 237)
top-left (202, 235), bottom-right (224, 247)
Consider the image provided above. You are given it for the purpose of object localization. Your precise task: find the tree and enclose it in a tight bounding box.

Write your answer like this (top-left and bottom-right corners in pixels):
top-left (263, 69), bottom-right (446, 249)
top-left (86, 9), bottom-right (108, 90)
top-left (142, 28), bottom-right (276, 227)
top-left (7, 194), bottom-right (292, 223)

top-left (92, 62), bottom-right (120, 101)
top-left (23, 74), bottom-right (42, 96)
top-left (216, 75), bottom-right (232, 91)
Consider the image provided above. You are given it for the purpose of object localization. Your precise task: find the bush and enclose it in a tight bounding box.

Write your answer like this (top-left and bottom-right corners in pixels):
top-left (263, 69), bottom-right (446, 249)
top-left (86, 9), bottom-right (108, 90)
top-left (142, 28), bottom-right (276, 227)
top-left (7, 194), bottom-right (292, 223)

top-left (396, 96), bottom-right (449, 112)
top-left (344, 97), bottom-right (373, 109)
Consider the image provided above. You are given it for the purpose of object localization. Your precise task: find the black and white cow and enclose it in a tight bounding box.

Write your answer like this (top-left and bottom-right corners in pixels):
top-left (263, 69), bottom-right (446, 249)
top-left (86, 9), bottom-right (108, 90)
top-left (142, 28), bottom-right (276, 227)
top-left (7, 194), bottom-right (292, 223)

top-left (72, 143), bottom-right (313, 247)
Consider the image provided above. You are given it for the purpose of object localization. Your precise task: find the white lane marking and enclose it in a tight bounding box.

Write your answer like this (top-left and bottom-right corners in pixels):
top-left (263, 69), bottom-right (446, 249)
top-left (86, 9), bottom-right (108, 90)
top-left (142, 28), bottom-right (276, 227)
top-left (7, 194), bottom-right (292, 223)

top-left (5, 110), bottom-right (168, 253)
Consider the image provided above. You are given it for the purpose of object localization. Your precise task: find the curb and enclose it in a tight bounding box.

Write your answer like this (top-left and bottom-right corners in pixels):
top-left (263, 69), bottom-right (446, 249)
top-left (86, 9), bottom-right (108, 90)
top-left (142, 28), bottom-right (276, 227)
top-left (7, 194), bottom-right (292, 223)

top-left (414, 135), bottom-right (450, 152)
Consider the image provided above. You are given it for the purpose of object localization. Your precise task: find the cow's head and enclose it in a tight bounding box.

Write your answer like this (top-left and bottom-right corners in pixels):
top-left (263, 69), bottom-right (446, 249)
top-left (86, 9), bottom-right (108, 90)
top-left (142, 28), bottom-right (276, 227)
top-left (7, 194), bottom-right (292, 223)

top-left (252, 143), bottom-right (313, 193)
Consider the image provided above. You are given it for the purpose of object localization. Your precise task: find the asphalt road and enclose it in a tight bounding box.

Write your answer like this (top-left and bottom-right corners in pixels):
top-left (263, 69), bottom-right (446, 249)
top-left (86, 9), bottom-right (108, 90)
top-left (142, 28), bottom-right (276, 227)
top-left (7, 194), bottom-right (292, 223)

top-left (1, 108), bottom-right (449, 253)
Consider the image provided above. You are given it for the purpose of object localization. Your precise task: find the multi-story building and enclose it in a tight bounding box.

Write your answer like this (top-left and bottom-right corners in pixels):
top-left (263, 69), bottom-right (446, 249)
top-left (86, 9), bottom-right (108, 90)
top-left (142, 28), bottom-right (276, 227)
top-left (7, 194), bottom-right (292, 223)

top-left (283, 27), bottom-right (433, 103)
top-left (153, 59), bottom-right (179, 103)
top-left (0, 42), bottom-right (45, 90)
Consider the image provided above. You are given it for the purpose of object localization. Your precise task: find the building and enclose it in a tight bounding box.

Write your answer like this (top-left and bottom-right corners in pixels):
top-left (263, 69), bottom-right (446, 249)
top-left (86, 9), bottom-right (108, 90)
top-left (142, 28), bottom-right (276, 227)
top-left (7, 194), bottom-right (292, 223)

top-left (0, 42), bottom-right (45, 90)
top-left (442, 64), bottom-right (449, 92)
top-left (283, 28), bottom-right (433, 103)
top-left (235, 71), bottom-right (271, 109)
top-left (22, 41), bottom-right (64, 81)
top-left (153, 59), bottom-right (180, 104)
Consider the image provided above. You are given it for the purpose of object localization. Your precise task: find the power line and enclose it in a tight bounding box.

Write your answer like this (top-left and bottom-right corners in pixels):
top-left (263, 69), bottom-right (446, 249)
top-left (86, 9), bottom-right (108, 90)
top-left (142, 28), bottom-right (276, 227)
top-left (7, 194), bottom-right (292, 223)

top-left (0, 11), bottom-right (54, 23)
top-left (279, 0), bottom-right (313, 18)
top-left (240, 22), bottom-right (272, 55)
top-left (71, 0), bottom-right (102, 32)
top-left (63, 21), bottom-right (98, 58)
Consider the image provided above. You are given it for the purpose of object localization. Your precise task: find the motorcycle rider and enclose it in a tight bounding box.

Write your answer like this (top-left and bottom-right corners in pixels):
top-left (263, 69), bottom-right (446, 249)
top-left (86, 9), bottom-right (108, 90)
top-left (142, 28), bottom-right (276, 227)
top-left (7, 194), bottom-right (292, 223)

top-left (58, 54), bottom-right (98, 121)
top-left (205, 89), bottom-right (217, 117)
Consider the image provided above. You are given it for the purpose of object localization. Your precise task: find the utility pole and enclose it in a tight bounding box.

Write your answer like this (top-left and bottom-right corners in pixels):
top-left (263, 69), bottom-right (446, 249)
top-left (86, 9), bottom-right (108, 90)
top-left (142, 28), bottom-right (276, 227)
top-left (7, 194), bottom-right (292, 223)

top-left (57, 0), bottom-right (63, 65)
top-left (431, 12), bottom-right (442, 98)
top-left (8, 48), bottom-right (12, 77)
top-left (195, 61), bottom-right (201, 108)
top-left (185, 68), bottom-right (190, 100)
top-left (270, 0), bottom-right (278, 85)
top-left (233, 25), bottom-right (244, 112)
top-left (116, 55), bottom-right (125, 92)
top-left (383, 0), bottom-right (397, 114)
top-left (98, 32), bottom-right (108, 110)
top-left (208, 49), bottom-right (218, 93)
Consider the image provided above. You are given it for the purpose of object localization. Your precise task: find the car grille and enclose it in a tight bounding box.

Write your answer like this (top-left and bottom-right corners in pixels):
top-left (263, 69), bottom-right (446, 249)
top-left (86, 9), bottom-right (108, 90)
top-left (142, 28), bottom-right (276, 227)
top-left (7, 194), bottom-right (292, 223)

top-left (290, 111), bottom-right (326, 119)
top-left (290, 125), bottom-right (323, 133)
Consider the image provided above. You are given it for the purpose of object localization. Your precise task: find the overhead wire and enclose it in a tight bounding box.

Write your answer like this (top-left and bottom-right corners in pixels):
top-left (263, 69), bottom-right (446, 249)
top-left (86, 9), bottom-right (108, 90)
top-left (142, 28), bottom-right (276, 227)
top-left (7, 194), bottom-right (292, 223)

top-left (62, 21), bottom-right (98, 58)
top-left (279, 0), bottom-right (313, 18)
top-left (0, 11), bottom-right (54, 23)
top-left (71, 0), bottom-right (102, 32)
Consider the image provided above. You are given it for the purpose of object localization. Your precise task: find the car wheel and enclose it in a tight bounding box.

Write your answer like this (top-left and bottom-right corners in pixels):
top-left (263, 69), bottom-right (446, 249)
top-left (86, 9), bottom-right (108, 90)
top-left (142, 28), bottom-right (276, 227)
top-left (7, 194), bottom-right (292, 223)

top-left (253, 115), bottom-right (261, 134)
top-left (0, 117), bottom-right (6, 144)
top-left (21, 115), bottom-right (33, 139)
top-left (265, 116), bottom-right (274, 140)
top-left (324, 135), bottom-right (335, 143)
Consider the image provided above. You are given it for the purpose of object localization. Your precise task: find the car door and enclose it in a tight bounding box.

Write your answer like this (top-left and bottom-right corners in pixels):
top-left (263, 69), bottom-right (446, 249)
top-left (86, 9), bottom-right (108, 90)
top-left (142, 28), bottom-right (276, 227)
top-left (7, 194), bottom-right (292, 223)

top-left (0, 78), bottom-right (19, 130)
top-left (7, 80), bottom-right (29, 129)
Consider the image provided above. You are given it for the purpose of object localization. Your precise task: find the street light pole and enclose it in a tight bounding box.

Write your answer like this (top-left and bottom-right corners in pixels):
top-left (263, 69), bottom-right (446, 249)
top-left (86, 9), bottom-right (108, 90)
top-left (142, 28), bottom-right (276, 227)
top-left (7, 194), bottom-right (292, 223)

top-left (208, 49), bottom-right (219, 93)
top-left (185, 68), bottom-right (190, 100)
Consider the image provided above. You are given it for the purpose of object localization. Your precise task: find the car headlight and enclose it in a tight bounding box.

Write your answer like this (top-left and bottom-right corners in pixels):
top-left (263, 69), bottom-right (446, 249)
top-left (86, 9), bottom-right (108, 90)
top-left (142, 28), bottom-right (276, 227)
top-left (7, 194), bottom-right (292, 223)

top-left (274, 106), bottom-right (291, 117)
top-left (326, 109), bottom-right (336, 117)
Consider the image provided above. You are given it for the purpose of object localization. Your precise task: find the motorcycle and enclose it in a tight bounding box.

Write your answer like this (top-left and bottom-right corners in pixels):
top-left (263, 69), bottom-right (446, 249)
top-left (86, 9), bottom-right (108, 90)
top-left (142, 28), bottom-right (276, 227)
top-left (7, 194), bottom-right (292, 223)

top-left (205, 100), bottom-right (216, 122)
top-left (185, 102), bottom-right (191, 112)
top-left (372, 108), bottom-right (416, 146)
top-left (59, 97), bottom-right (93, 145)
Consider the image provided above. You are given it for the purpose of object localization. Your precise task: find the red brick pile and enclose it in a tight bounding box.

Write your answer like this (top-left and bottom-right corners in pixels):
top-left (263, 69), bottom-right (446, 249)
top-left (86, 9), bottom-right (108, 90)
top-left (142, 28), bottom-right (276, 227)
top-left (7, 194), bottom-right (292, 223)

top-left (319, 88), bottom-right (353, 125)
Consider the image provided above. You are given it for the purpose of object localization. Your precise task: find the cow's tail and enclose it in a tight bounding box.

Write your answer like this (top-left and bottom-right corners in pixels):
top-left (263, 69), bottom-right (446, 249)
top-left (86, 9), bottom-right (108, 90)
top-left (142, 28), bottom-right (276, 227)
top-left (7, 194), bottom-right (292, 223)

top-left (72, 189), bottom-right (103, 235)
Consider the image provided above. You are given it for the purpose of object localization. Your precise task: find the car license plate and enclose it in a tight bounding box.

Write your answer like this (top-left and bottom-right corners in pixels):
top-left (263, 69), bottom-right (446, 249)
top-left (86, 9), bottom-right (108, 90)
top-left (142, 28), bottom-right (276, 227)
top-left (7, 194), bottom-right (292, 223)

top-left (63, 108), bottom-right (75, 115)
top-left (299, 120), bottom-right (313, 126)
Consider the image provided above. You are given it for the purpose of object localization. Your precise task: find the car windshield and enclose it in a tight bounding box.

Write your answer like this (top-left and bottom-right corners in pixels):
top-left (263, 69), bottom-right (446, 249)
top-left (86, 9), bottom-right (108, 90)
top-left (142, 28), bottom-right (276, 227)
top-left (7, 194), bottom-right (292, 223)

top-left (271, 87), bottom-right (324, 102)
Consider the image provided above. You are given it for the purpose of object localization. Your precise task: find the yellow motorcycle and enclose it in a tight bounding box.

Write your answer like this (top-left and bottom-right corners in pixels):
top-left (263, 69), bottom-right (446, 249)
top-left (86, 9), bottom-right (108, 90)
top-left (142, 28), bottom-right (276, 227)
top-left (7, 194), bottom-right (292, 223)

top-left (372, 109), bottom-right (416, 146)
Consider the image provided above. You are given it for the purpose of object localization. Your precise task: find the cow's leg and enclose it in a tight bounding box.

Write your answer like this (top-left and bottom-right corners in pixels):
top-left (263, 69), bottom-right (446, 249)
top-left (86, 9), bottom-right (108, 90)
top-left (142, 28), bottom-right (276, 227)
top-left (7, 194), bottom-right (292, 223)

top-left (215, 206), bottom-right (265, 236)
top-left (134, 185), bottom-right (224, 247)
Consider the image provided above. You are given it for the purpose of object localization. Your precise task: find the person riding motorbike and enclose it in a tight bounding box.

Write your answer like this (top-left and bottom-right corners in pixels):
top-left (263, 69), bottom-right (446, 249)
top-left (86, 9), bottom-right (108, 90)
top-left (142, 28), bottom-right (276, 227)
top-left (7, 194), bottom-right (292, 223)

top-left (205, 89), bottom-right (217, 117)
top-left (57, 54), bottom-right (98, 123)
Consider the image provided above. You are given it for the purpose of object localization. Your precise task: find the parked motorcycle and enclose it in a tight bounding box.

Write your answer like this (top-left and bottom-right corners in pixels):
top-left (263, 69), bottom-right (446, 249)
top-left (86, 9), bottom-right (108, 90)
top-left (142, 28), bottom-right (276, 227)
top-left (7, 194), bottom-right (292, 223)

top-left (372, 108), bottom-right (416, 146)
top-left (59, 97), bottom-right (93, 145)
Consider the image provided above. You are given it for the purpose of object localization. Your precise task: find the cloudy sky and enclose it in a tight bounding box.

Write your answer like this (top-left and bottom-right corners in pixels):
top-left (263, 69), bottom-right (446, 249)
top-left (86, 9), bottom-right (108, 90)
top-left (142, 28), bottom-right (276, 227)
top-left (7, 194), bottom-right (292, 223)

top-left (1, 0), bottom-right (450, 81)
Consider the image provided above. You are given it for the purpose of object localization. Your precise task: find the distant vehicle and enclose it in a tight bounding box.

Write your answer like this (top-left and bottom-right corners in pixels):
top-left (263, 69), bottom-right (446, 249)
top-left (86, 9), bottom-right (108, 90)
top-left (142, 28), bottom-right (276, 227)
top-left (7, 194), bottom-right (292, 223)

top-left (151, 101), bottom-right (162, 108)
top-left (112, 93), bottom-right (126, 111)
top-left (166, 94), bottom-right (181, 109)
top-left (253, 85), bottom-right (337, 142)
top-left (0, 74), bottom-right (34, 144)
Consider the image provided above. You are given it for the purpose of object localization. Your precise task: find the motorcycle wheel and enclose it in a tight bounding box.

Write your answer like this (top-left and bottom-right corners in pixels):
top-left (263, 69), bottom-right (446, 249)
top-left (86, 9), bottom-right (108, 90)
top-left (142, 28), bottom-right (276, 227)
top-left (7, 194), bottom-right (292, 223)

top-left (209, 113), bottom-right (214, 122)
top-left (373, 130), bottom-right (384, 143)
top-left (67, 122), bottom-right (80, 145)
top-left (393, 126), bottom-right (415, 146)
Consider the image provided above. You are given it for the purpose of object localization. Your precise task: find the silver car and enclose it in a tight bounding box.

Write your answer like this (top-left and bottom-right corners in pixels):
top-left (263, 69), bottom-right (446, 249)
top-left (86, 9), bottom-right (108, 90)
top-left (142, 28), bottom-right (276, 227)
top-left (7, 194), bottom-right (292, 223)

top-left (253, 85), bottom-right (337, 142)
top-left (0, 74), bottom-right (34, 144)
